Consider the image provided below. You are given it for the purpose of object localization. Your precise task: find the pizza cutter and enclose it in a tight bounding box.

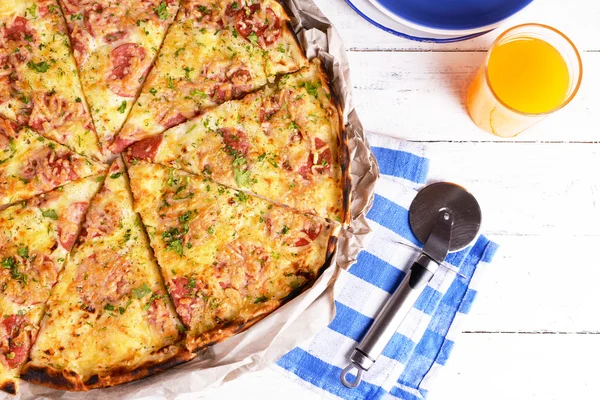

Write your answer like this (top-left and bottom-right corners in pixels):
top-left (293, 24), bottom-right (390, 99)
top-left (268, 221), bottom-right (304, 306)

top-left (340, 182), bottom-right (482, 388)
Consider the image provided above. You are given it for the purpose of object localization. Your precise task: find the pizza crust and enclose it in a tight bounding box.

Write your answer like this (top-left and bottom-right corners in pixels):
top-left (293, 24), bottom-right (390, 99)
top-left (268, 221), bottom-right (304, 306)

top-left (21, 345), bottom-right (195, 391)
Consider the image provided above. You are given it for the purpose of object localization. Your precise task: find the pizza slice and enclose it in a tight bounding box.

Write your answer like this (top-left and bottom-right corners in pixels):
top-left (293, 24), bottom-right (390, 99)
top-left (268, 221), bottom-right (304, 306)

top-left (128, 59), bottom-right (347, 222)
top-left (111, 0), bottom-right (307, 152)
top-left (0, 175), bottom-right (102, 394)
top-left (127, 161), bottom-right (338, 352)
top-left (21, 158), bottom-right (194, 391)
top-left (1, 117), bottom-right (106, 207)
top-left (0, 0), bottom-right (102, 160)
top-left (57, 0), bottom-right (180, 153)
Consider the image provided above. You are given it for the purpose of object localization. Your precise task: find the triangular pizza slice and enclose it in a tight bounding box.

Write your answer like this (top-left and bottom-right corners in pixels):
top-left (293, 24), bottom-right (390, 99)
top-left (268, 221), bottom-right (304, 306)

top-left (57, 0), bottom-right (180, 153)
top-left (128, 59), bottom-right (346, 222)
top-left (0, 0), bottom-right (102, 160)
top-left (0, 175), bottom-right (102, 394)
top-left (22, 158), bottom-right (194, 391)
top-left (127, 161), bottom-right (338, 352)
top-left (1, 117), bottom-right (106, 207)
top-left (111, 0), bottom-right (307, 152)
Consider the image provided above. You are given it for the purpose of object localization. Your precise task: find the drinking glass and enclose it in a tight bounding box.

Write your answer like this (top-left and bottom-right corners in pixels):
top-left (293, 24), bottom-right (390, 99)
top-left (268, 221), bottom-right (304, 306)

top-left (467, 24), bottom-right (582, 137)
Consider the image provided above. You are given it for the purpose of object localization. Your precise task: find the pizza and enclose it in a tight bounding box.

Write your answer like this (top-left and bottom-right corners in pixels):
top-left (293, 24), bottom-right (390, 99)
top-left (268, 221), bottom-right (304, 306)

top-left (1, 117), bottom-right (106, 207)
top-left (0, 175), bottom-right (102, 394)
top-left (126, 161), bottom-right (339, 351)
top-left (58, 0), bottom-right (180, 153)
top-left (128, 59), bottom-right (347, 222)
top-left (0, 0), bottom-right (348, 393)
top-left (0, 0), bottom-right (102, 160)
top-left (21, 158), bottom-right (195, 390)
top-left (111, 0), bottom-right (307, 152)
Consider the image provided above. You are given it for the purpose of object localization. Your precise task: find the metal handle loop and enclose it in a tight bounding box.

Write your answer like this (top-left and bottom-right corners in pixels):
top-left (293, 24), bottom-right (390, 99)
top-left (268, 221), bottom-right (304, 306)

top-left (340, 362), bottom-right (364, 388)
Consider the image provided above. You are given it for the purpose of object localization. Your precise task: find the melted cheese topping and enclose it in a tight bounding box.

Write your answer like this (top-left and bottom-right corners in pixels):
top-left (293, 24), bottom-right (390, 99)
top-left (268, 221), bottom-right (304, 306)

top-left (0, 0), bottom-right (102, 160)
top-left (128, 161), bottom-right (337, 351)
top-left (59, 0), bottom-right (180, 151)
top-left (147, 59), bottom-right (343, 221)
top-left (27, 158), bottom-right (185, 382)
top-left (116, 0), bottom-right (307, 148)
top-left (0, 128), bottom-right (106, 206)
top-left (0, 176), bottom-right (102, 390)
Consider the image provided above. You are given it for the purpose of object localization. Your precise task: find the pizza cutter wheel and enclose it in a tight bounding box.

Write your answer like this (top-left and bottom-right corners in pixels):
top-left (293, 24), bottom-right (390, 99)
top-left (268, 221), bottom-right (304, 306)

top-left (340, 182), bottom-right (482, 388)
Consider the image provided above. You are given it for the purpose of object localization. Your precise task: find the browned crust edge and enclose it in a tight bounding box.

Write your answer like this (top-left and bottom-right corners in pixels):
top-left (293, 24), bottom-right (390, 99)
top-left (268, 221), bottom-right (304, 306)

top-left (20, 346), bottom-right (196, 392)
top-left (187, 229), bottom-right (339, 353)
top-left (0, 379), bottom-right (17, 395)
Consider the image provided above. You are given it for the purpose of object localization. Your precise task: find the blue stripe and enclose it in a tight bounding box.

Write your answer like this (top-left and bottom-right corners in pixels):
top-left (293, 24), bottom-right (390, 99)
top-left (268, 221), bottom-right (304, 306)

top-left (277, 347), bottom-right (388, 400)
top-left (350, 251), bottom-right (406, 293)
top-left (390, 386), bottom-right (423, 400)
top-left (328, 301), bottom-right (373, 342)
top-left (458, 289), bottom-right (477, 314)
top-left (367, 195), bottom-right (420, 245)
top-left (414, 286), bottom-right (443, 316)
top-left (371, 146), bottom-right (429, 184)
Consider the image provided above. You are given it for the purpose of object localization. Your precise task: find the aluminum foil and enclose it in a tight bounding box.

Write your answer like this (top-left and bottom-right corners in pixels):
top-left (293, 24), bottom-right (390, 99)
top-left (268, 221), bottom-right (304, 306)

top-left (13, 0), bottom-right (379, 397)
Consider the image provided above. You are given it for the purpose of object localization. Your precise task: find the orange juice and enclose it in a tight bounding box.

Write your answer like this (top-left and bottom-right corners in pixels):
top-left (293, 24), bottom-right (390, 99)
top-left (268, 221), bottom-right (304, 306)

top-left (487, 38), bottom-right (570, 114)
top-left (467, 24), bottom-right (582, 138)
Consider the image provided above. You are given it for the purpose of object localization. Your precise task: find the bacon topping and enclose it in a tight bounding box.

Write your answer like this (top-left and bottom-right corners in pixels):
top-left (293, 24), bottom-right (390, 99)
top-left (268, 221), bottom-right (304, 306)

top-left (169, 277), bottom-right (204, 326)
top-left (0, 315), bottom-right (31, 369)
top-left (221, 128), bottom-right (249, 157)
top-left (58, 202), bottom-right (88, 250)
top-left (108, 43), bottom-right (147, 98)
top-left (129, 135), bottom-right (163, 161)
top-left (28, 91), bottom-right (90, 137)
top-left (21, 148), bottom-right (81, 189)
top-left (294, 221), bottom-right (322, 247)
top-left (234, 6), bottom-right (281, 47)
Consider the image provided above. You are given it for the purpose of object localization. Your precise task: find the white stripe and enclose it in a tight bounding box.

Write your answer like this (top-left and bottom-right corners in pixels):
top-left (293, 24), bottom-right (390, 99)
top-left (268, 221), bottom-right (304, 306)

top-left (366, 132), bottom-right (427, 159)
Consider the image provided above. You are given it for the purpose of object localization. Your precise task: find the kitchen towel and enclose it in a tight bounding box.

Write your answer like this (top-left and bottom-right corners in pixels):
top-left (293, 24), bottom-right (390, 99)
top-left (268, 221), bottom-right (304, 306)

top-left (274, 133), bottom-right (499, 400)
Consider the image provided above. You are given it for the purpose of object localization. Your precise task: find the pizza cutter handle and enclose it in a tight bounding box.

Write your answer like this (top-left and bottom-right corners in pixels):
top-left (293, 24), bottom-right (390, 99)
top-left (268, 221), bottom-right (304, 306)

top-left (340, 254), bottom-right (438, 389)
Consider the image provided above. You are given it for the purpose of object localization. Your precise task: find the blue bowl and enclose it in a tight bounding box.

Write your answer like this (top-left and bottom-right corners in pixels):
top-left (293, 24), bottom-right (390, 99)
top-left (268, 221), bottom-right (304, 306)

top-left (371, 0), bottom-right (534, 34)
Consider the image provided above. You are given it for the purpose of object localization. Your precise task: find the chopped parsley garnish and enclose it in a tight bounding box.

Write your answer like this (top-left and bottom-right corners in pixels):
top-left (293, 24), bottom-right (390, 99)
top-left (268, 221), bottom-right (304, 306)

top-left (277, 44), bottom-right (286, 53)
top-left (202, 165), bottom-right (212, 175)
top-left (280, 225), bottom-right (290, 234)
top-left (175, 47), bottom-right (185, 57)
top-left (257, 153), bottom-right (266, 161)
top-left (234, 191), bottom-right (248, 203)
top-left (254, 295), bottom-right (268, 304)
top-left (27, 60), bottom-right (50, 73)
top-left (149, 87), bottom-right (158, 96)
top-left (208, 226), bottom-right (215, 234)
top-left (231, 2), bottom-right (239, 9)
top-left (168, 76), bottom-right (176, 89)
top-left (191, 89), bottom-right (207, 99)
top-left (177, 324), bottom-right (186, 333)
top-left (71, 13), bottom-right (83, 20)
top-left (197, 5), bottom-right (208, 13)
top-left (110, 172), bottom-right (122, 179)
top-left (233, 167), bottom-right (251, 187)
top-left (17, 247), bottom-right (29, 258)
top-left (302, 81), bottom-right (319, 98)
top-left (26, 4), bottom-right (37, 18)
top-left (117, 100), bottom-right (127, 113)
top-left (248, 32), bottom-right (259, 45)
top-left (1, 257), bottom-right (27, 286)
top-left (132, 283), bottom-right (152, 299)
top-left (104, 304), bottom-right (115, 311)
top-left (42, 209), bottom-right (58, 220)
top-left (154, 1), bottom-right (169, 20)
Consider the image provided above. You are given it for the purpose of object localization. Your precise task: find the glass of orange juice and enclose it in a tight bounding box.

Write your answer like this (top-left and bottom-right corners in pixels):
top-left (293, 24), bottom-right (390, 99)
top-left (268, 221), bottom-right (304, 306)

top-left (467, 24), bottom-right (582, 137)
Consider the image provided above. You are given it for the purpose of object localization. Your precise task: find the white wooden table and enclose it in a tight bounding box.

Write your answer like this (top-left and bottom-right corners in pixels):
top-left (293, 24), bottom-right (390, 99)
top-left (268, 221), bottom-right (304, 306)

top-left (197, 1), bottom-right (600, 399)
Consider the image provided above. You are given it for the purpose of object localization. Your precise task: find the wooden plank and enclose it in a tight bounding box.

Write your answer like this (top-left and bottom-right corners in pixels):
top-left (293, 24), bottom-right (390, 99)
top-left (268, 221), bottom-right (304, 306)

top-left (347, 51), bottom-right (597, 142)
top-left (464, 235), bottom-right (600, 333)
top-left (429, 333), bottom-right (600, 400)
top-left (424, 142), bottom-right (600, 236)
top-left (313, 0), bottom-right (600, 51)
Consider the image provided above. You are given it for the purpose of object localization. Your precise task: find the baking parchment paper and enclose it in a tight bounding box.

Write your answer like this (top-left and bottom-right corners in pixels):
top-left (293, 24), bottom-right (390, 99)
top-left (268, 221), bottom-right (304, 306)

top-left (12, 1), bottom-right (380, 397)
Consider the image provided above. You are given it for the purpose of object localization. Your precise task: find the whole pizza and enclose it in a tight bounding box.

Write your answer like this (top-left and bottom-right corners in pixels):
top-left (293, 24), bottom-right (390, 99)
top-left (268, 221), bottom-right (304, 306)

top-left (0, 0), bottom-right (348, 394)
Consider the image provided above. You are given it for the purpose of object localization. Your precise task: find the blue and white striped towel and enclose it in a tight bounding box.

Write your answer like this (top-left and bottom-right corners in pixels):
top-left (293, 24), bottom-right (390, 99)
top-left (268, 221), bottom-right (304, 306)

top-left (274, 133), bottom-right (499, 399)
